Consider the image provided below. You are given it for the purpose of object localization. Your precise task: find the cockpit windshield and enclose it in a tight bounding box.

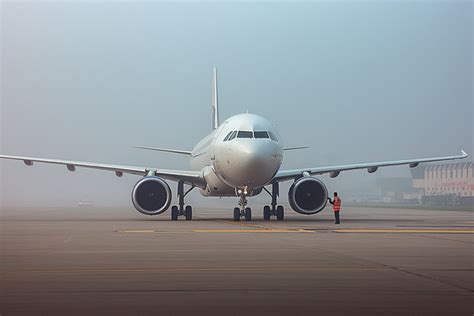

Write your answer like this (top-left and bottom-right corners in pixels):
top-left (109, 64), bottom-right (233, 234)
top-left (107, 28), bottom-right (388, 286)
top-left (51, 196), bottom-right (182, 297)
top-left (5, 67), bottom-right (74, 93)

top-left (237, 131), bottom-right (253, 138)
top-left (223, 130), bottom-right (276, 141)
top-left (223, 131), bottom-right (233, 141)
top-left (268, 131), bottom-right (278, 141)
top-left (254, 131), bottom-right (269, 139)
top-left (228, 131), bottom-right (237, 140)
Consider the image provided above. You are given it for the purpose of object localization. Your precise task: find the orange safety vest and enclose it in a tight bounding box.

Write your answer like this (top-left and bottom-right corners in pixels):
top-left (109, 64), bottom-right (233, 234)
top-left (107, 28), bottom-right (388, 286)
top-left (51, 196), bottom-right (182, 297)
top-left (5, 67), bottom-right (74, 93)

top-left (333, 197), bottom-right (341, 212)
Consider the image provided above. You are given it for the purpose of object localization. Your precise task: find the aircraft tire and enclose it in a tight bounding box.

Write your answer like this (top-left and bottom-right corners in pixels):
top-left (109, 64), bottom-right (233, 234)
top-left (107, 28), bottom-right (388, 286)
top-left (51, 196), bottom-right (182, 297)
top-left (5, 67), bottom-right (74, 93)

top-left (171, 206), bottom-right (179, 221)
top-left (263, 206), bottom-right (271, 220)
top-left (276, 205), bottom-right (284, 221)
top-left (244, 207), bottom-right (252, 221)
top-left (233, 207), bottom-right (241, 221)
top-left (185, 205), bottom-right (192, 220)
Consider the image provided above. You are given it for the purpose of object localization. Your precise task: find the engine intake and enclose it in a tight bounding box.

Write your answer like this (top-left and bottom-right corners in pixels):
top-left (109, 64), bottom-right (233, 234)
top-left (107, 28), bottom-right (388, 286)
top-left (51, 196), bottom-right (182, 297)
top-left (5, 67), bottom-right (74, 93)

top-left (288, 177), bottom-right (328, 215)
top-left (131, 177), bottom-right (171, 215)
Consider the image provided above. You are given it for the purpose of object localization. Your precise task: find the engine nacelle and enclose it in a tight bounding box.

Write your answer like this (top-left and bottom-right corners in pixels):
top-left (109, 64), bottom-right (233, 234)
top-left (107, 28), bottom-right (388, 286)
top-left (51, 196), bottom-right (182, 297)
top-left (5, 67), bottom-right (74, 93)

top-left (288, 177), bottom-right (328, 215)
top-left (131, 177), bottom-right (171, 215)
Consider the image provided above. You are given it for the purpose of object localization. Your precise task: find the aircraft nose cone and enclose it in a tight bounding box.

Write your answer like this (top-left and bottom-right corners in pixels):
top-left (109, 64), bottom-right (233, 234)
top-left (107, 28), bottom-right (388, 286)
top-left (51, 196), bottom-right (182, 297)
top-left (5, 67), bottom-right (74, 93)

top-left (233, 141), bottom-right (281, 187)
top-left (240, 145), bottom-right (266, 169)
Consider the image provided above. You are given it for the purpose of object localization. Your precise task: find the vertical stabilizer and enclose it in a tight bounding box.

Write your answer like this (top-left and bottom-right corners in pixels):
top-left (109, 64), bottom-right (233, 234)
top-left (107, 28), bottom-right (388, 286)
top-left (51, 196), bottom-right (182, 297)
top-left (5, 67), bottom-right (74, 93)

top-left (211, 67), bottom-right (219, 130)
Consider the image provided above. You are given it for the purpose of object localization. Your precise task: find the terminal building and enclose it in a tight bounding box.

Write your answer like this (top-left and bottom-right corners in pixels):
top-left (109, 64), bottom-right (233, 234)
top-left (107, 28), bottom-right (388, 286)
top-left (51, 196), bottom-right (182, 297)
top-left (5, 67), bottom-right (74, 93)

top-left (411, 162), bottom-right (473, 206)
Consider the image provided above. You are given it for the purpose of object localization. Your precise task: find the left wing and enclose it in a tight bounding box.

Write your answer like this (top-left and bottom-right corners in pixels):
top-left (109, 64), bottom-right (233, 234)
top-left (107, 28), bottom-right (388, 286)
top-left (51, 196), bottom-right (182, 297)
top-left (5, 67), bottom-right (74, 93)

top-left (273, 150), bottom-right (468, 183)
top-left (0, 154), bottom-right (206, 187)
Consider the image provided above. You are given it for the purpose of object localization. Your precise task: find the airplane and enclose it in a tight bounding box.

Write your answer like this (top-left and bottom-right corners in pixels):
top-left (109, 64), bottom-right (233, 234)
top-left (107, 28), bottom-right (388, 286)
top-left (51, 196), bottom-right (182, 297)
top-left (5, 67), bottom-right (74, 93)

top-left (0, 68), bottom-right (468, 221)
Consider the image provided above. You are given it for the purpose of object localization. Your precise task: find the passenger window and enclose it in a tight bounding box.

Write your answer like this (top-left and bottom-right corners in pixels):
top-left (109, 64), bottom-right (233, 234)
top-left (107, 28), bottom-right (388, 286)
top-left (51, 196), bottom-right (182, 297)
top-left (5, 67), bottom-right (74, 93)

top-left (223, 131), bottom-right (233, 141)
top-left (268, 132), bottom-right (278, 141)
top-left (237, 131), bottom-right (253, 138)
top-left (228, 131), bottom-right (237, 140)
top-left (254, 131), bottom-right (269, 139)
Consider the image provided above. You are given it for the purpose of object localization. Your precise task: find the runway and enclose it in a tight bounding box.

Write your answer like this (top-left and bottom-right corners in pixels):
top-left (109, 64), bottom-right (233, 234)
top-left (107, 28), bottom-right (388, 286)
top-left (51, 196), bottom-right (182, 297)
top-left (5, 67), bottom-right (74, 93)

top-left (1, 205), bottom-right (472, 315)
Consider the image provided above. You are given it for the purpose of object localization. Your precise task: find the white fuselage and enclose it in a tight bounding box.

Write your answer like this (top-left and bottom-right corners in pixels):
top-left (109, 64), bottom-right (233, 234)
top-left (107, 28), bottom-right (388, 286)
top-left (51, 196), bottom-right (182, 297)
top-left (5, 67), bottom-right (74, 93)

top-left (190, 113), bottom-right (283, 197)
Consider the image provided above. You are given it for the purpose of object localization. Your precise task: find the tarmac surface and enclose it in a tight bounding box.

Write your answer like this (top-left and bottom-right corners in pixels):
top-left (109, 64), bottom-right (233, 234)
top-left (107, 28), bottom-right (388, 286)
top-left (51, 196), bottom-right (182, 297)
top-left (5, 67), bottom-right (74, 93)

top-left (1, 205), bottom-right (473, 315)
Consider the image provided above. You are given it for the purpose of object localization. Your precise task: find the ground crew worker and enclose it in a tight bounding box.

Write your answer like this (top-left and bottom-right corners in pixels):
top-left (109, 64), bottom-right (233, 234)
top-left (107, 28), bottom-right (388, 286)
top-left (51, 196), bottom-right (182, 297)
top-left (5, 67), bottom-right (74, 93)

top-left (328, 192), bottom-right (341, 224)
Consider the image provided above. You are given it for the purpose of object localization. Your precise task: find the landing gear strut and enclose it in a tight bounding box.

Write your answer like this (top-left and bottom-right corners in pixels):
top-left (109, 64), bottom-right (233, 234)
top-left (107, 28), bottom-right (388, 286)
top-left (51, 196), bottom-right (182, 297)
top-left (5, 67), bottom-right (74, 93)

top-left (171, 180), bottom-right (195, 221)
top-left (233, 192), bottom-right (252, 222)
top-left (263, 182), bottom-right (284, 220)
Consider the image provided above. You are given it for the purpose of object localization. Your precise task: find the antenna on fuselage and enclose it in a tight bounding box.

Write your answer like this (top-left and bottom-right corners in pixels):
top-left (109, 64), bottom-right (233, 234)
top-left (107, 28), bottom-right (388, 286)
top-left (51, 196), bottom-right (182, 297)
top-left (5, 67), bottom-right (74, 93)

top-left (211, 67), bottom-right (220, 130)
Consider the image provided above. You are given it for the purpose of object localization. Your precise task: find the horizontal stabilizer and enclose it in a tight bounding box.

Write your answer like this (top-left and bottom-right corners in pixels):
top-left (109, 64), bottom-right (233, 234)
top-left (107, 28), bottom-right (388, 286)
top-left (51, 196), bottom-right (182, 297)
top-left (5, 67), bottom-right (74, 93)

top-left (132, 146), bottom-right (192, 155)
top-left (283, 146), bottom-right (309, 151)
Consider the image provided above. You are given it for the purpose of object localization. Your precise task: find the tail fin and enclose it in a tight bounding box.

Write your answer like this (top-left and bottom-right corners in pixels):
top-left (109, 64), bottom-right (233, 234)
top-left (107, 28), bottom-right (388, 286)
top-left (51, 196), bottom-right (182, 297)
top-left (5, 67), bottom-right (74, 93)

top-left (211, 67), bottom-right (219, 130)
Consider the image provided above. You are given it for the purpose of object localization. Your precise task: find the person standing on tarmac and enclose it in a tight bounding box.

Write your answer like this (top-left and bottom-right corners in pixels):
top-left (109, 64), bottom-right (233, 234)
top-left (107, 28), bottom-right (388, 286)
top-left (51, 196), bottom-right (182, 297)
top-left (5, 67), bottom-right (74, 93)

top-left (328, 192), bottom-right (342, 224)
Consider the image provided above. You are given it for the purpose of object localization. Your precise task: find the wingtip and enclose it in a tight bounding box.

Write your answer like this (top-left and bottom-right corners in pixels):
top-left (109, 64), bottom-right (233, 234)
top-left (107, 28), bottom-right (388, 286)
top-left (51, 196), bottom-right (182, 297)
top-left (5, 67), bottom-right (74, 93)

top-left (461, 149), bottom-right (468, 158)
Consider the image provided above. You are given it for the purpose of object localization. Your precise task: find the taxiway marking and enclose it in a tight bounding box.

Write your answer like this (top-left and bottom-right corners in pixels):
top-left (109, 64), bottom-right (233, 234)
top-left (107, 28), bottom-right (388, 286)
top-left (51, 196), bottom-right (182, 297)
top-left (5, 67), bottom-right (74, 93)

top-left (212, 219), bottom-right (275, 230)
top-left (118, 229), bottom-right (473, 235)
top-left (119, 230), bottom-right (156, 233)
top-left (193, 229), bottom-right (313, 233)
top-left (117, 229), bottom-right (314, 234)
top-left (117, 230), bottom-right (192, 234)
top-left (334, 229), bottom-right (474, 234)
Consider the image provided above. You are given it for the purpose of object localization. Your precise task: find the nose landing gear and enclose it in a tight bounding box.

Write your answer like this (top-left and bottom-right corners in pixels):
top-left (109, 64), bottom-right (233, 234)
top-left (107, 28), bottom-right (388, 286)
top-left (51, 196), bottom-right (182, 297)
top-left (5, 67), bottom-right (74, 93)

top-left (233, 191), bottom-right (252, 221)
top-left (263, 182), bottom-right (284, 220)
top-left (171, 181), bottom-right (195, 221)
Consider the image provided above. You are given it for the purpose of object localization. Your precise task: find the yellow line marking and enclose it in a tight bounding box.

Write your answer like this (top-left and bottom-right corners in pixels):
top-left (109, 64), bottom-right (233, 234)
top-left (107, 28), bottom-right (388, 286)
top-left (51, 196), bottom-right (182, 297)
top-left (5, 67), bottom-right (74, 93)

top-left (117, 230), bottom-right (193, 234)
top-left (334, 229), bottom-right (474, 234)
top-left (118, 230), bottom-right (156, 233)
top-left (118, 229), bottom-right (473, 234)
top-left (212, 219), bottom-right (274, 230)
top-left (193, 229), bottom-right (313, 233)
top-left (117, 229), bottom-right (314, 234)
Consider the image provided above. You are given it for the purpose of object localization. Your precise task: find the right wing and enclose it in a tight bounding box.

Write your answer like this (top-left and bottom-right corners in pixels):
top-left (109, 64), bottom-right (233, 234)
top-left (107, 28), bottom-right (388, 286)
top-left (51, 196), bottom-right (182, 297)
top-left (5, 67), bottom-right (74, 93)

top-left (273, 150), bottom-right (468, 183)
top-left (0, 154), bottom-right (206, 187)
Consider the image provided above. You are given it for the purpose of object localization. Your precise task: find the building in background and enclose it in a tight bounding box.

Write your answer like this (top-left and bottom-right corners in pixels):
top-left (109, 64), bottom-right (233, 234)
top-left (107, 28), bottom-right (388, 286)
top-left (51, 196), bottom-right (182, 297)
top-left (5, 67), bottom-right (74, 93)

top-left (411, 162), bottom-right (473, 206)
top-left (375, 177), bottom-right (414, 204)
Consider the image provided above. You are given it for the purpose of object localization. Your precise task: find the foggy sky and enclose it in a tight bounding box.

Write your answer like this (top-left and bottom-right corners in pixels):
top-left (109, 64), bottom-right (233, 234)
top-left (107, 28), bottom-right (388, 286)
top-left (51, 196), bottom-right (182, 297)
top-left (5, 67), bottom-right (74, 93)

top-left (1, 1), bottom-right (472, 210)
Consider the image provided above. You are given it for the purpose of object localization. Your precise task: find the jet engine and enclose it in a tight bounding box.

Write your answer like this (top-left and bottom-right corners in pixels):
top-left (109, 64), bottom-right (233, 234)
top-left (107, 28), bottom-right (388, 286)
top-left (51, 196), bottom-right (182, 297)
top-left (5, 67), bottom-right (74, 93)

top-left (288, 177), bottom-right (328, 215)
top-left (131, 177), bottom-right (171, 215)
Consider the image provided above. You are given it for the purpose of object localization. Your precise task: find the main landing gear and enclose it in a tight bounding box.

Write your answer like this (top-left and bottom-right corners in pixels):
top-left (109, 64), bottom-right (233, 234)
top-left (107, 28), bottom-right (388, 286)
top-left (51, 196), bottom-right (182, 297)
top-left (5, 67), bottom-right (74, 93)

top-left (233, 192), bottom-right (252, 222)
top-left (171, 181), bottom-right (195, 221)
top-left (263, 182), bottom-right (284, 221)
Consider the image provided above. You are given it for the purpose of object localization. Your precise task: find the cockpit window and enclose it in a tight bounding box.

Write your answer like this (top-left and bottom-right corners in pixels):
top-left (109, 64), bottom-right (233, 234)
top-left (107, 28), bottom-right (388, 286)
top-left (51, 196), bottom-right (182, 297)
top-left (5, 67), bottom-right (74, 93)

top-left (254, 131), bottom-right (269, 139)
top-left (226, 130), bottom-right (275, 140)
top-left (237, 131), bottom-right (253, 138)
top-left (268, 132), bottom-right (278, 141)
top-left (228, 130), bottom-right (237, 140)
top-left (223, 131), bottom-right (233, 141)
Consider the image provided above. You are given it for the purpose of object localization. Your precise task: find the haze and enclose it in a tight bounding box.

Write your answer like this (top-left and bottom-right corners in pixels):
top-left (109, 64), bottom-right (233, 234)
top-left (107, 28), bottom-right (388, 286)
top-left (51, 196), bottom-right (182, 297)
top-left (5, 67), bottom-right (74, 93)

top-left (1, 1), bottom-right (472, 210)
